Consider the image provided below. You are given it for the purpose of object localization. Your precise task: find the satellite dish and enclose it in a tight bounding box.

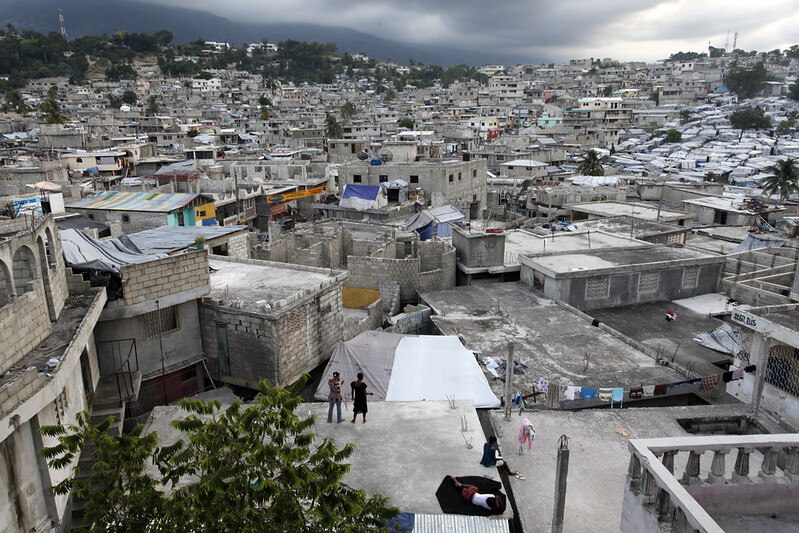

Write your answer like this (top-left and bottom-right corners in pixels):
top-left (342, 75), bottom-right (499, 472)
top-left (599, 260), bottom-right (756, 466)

top-left (377, 148), bottom-right (393, 162)
top-left (356, 151), bottom-right (369, 161)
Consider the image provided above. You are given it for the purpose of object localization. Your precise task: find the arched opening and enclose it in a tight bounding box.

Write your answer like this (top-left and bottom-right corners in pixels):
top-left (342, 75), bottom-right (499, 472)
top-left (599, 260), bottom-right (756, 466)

top-left (12, 246), bottom-right (37, 295)
top-left (44, 228), bottom-right (56, 268)
top-left (0, 261), bottom-right (12, 307)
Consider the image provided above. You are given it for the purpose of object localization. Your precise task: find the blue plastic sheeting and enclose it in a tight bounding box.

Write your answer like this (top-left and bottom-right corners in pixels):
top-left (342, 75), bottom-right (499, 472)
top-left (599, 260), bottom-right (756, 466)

top-left (385, 512), bottom-right (415, 532)
top-left (342, 184), bottom-right (381, 200)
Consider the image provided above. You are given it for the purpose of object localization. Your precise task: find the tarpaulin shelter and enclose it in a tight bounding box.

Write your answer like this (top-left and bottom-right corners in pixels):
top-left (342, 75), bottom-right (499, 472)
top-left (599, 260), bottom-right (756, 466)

top-left (60, 228), bottom-right (166, 274)
top-left (404, 205), bottom-right (465, 240)
top-left (339, 184), bottom-right (388, 211)
top-left (314, 331), bottom-right (500, 408)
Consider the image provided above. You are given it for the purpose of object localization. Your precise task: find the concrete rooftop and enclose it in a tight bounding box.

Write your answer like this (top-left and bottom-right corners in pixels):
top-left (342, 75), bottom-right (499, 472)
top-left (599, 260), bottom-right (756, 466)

top-left (565, 215), bottom-right (689, 240)
top-left (566, 201), bottom-right (692, 223)
top-left (208, 257), bottom-right (341, 311)
top-left (420, 283), bottom-right (682, 398)
top-left (503, 229), bottom-right (648, 266)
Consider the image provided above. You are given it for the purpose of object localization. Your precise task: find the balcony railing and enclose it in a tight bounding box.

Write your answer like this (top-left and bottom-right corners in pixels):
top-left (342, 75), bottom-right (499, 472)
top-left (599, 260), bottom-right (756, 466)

top-left (624, 435), bottom-right (799, 533)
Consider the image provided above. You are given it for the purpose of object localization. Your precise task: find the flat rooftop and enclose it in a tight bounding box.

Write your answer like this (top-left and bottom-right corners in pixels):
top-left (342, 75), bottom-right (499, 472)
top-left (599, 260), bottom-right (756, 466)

top-left (208, 257), bottom-right (344, 311)
top-left (146, 399), bottom-right (511, 520)
top-left (566, 201), bottom-right (692, 223)
top-left (682, 196), bottom-right (779, 213)
top-left (420, 283), bottom-right (682, 398)
top-left (525, 245), bottom-right (721, 276)
top-left (504, 229), bottom-right (647, 266)
top-left (566, 215), bottom-right (689, 239)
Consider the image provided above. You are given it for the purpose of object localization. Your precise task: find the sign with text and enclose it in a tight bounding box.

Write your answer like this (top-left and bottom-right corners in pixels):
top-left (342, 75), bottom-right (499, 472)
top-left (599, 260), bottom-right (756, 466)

top-left (265, 186), bottom-right (326, 204)
top-left (731, 309), bottom-right (799, 347)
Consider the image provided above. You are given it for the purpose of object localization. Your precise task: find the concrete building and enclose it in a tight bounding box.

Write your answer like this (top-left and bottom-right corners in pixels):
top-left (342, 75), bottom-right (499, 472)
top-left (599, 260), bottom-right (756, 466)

top-left (336, 158), bottom-right (488, 219)
top-left (0, 215), bottom-right (106, 532)
top-left (566, 201), bottom-right (695, 228)
top-left (681, 196), bottom-right (783, 226)
top-left (519, 244), bottom-right (726, 311)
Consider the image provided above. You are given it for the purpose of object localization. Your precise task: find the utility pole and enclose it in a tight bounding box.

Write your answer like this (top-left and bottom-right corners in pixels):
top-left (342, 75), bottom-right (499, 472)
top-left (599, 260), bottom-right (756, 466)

top-left (504, 342), bottom-right (514, 420)
top-left (552, 435), bottom-right (570, 533)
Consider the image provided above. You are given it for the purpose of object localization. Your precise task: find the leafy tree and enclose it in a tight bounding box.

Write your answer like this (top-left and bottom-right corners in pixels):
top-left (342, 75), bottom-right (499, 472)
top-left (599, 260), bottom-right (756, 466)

top-left (258, 94), bottom-right (272, 107)
top-left (6, 90), bottom-right (28, 115)
top-left (761, 158), bottom-right (799, 204)
top-left (105, 63), bottom-right (137, 81)
top-left (708, 46), bottom-right (725, 58)
top-left (724, 61), bottom-right (768, 98)
top-left (665, 129), bottom-right (682, 143)
top-left (730, 107), bottom-right (771, 131)
top-left (787, 45), bottom-right (799, 59)
top-left (325, 112), bottom-right (342, 139)
top-left (649, 89), bottom-right (660, 106)
top-left (603, 85), bottom-right (613, 97)
top-left (776, 119), bottom-right (796, 136)
top-left (40, 376), bottom-right (398, 532)
top-left (153, 29), bottom-right (174, 47)
top-left (399, 117), bottom-right (414, 129)
top-left (680, 109), bottom-right (692, 124)
top-left (340, 101), bottom-right (356, 121)
top-left (789, 82), bottom-right (799, 102)
top-left (577, 149), bottom-right (605, 176)
top-left (670, 51), bottom-right (703, 61)
top-left (383, 89), bottom-right (396, 102)
top-left (194, 71), bottom-right (214, 80)
top-left (39, 97), bottom-right (68, 123)
top-left (108, 94), bottom-right (122, 109)
top-left (121, 90), bottom-right (138, 105)
top-left (146, 95), bottom-right (159, 115)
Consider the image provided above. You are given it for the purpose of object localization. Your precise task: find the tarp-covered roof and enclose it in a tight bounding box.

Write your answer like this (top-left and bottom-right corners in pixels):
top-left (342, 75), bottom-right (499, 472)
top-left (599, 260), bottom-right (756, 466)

top-left (67, 191), bottom-right (209, 213)
top-left (55, 215), bottom-right (111, 238)
top-left (128, 225), bottom-right (247, 254)
top-left (314, 331), bottom-right (500, 408)
top-left (340, 184), bottom-right (387, 211)
top-left (60, 228), bottom-right (166, 274)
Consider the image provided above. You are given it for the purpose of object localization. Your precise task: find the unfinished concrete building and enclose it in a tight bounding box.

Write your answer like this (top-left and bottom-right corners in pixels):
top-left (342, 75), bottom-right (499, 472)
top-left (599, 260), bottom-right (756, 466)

top-left (252, 221), bottom-right (456, 305)
top-left (0, 215), bottom-right (106, 532)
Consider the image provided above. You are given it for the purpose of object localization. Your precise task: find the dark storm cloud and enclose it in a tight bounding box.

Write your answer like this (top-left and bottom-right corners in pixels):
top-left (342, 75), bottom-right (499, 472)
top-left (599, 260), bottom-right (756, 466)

top-left (139, 0), bottom-right (799, 61)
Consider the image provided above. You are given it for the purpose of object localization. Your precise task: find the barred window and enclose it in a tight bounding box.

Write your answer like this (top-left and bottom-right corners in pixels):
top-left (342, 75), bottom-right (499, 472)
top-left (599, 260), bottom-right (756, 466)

top-left (765, 343), bottom-right (799, 398)
top-left (682, 266), bottom-right (700, 288)
top-left (667, 233), bottom-right (683, 244)
top-left (638, 271), bottom-right (660, 294)
top-left (144, 305), bottom-right (179, 338)
top-left (585, 276), bottom-right (609, 299)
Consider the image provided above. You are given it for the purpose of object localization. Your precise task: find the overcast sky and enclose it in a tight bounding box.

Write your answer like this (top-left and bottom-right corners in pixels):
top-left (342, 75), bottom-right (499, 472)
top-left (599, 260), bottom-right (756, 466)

top-left (144, 0), bottom-right (798, 63)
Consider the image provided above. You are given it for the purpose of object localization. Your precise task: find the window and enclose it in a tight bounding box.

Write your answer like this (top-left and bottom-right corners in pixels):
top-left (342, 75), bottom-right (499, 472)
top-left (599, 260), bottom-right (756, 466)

top-left (585, 276), bottom-right (609, 299)
top-left (76, 158), bottom-right (83, 163)
top-left (473, 169), bottom-right (477, 178)
top-left (449, 174), bottom-right (454, 182)
top-left (379, 175), bottom-right (388, 183)
top-left (682, 266), bottom-right (700, 288)
top-left (144, 305), bottom-right (179, 338)
top-left (410, 175), bottom-right (419, 184)
top-left (122, 214), bottom-right (130, 223)
top-left (353, 174), bottom-right (362, 183)
top-left (458, 172), bottom-right (462, 181)
top-left (638, 271), bottom-right (659, 294)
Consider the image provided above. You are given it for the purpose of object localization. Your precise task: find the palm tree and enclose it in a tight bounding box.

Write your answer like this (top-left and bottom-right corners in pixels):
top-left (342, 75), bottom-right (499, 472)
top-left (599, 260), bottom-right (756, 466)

top-left (577, 149), bottom-right (604, 176)
top-left (761, 158), bottom-right (799, 204)
top-left (340, 101), bottom-right (356, 122)
top-left (325, 112), bottom-right (342, 139)
top-left (6, 90), bottom-right (28, 115)
top-left (39, 98), bottom-right (68, 124)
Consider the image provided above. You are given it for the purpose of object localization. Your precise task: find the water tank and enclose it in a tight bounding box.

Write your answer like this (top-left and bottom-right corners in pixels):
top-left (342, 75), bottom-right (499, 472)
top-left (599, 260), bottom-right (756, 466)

top-left (462, 151), bottom-right (470, 162)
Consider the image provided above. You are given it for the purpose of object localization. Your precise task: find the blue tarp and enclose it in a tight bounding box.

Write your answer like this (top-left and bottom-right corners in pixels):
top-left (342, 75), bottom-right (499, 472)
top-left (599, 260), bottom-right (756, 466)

top-left (342, 184), bottom-right (380, 200)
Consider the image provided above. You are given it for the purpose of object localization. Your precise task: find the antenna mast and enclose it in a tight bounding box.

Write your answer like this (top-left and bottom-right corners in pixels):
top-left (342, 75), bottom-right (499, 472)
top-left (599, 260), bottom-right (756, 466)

top-left (732, 32), bottom-right (738, 51)
top-left (58, 8), bottom-right (69, 41)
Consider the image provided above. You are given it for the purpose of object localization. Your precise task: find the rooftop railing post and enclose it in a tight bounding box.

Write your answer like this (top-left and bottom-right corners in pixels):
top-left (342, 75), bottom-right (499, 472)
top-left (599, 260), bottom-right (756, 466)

top-left (732, 447), bottom-right (752, 484)
top-left (708, 449), bottom-right (729, 485)
top-left (627, 454), bottom-right (642, 494)
top-left (681, 451), bottom-right (702, 486)
top-left (785, 447), bottom-right (799, 482)
top-left (758, 448), bottom-right (779, 483)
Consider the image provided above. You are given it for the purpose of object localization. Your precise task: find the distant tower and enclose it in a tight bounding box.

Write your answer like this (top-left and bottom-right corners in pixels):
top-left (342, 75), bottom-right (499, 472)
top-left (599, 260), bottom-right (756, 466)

top-left (58, 8), bottom-right (69, 41)
top-left (732, 32), bottom-right (738, 51)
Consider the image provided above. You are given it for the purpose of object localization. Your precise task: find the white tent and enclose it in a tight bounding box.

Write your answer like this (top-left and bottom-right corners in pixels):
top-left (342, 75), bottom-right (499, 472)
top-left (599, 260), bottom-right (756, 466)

top-left (314, 331), bottom-right (500, 408)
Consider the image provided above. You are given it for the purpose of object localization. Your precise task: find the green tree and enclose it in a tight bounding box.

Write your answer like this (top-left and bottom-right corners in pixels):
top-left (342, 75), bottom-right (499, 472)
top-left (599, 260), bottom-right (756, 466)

top-left (47, 85), bottom-right (58, 99)
top-left (153, 29), bottom-right (173, 47)
top-left (649, 89), bottom-right (660, 106)
top-left (146, 95), bottom-right (159, 115)
top-left (665, 129), bottom-right (682, 143)
top-left (40, 377), bottom-right (398, 532)
top-left (789, 82), bottom-right (799, 101)
top-left (194, 71), bottom-right (214, 80)
top-left (724, 61), bottom-right (768, 98)
top-left (325, 112), bottom-right (342, 139)
top-left (121, 90), bottom-right (138, 105)
top-left (776, 119), bottom-right (796, 136)
top-left (108, 94), bottom-right (122, 109)
top-left (39, 97), bottom-right (68, 123)
top-left (577, 149), bottom-right (604, 176)
top-left (6, 90), bottom-right (28, 115)
top-left (383, 89), bottom-right (396, 102)
top-left (730, 107), bottom-right (771, 131)
top-left (340, 101), bottom-right (356, 121)
top-left (399, 117), bottom-right (414, 129)
top-left (761, 158), bottom-right (799, 204)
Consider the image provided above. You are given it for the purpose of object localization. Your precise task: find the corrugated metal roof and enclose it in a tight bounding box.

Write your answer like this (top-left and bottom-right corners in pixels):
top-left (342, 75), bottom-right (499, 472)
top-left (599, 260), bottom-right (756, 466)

top-left (67, 191), bottom-right (209, 213)
top-left (128, 225), bottom-right (247, 254)
top-left (413, 514), bottom-right (509, 533)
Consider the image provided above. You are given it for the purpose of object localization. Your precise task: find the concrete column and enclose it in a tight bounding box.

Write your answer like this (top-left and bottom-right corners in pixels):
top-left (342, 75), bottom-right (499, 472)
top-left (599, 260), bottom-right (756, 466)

top-left (504, 342), bottom-right (514, 420)
top-left (627, 454), bottom-right (642, 494)
top-left (551, 435), bottom-right (569, 533)
top-left (732, 447), bottom-right (751, 483)
top-left (642, 468), bottom-right (658, 505)
top-left (784, 447), bottom-right (799, 482)
top-left (758, 448), bottom-right (779, 483)
top-left (708, 449), bottom-right (728, 485)
top-left (681, 451), bottom-right (702, 485)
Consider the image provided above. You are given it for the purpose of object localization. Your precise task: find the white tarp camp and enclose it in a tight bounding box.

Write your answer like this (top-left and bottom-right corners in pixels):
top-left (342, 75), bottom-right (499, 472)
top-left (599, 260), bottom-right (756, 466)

top-left (314, 331), bottom-right (500, 408)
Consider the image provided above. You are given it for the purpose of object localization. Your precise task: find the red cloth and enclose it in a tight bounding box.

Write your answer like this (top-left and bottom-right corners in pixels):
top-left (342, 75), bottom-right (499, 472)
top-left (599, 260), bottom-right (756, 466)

top-left (701, 374), bottom-right (720, 392)
top-left (461, 485), bottom-right (478, 502)
top-left (653, 384), bottom-right (668, 396)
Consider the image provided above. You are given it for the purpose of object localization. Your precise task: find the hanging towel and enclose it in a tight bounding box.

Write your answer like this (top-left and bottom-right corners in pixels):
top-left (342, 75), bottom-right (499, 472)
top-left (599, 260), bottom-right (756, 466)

top-left (538, 379), bottom-right (550, 393)
top-left (642, 385), bottom-right (655, 397)
top-left (629, 387), bottom-right (643, 400)
top-left (518, 418), bottom-right (535, 451)
top-left (514, 392), bottom-right (523, 408)
top-left (732, 369), bottom-right (744, 380)
top-left (653, 384), bottom-right (668, 396)
top-left (564, 386), bottom-right (581, 401)
top-left (611, 388), bottom-right (624, 409)
top-left (598, 388), bottom-right (613, 402)
top-left (580, 387), bottom-right (597, 399)
top-left (701, 374), bottom-right (721, 392)
top-left (721, 371), bottom-right (734, 383)
top-left (546, 381), bottom-right (560, 408)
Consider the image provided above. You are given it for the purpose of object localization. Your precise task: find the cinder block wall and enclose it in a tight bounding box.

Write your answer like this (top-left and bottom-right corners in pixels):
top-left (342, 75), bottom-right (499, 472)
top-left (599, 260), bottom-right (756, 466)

top-left (113, 250), bottom-right (209, 307)
top-left (0, 289), bottom-right (51, 374)
top-left (225, 232), bottom-right (250, 259)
